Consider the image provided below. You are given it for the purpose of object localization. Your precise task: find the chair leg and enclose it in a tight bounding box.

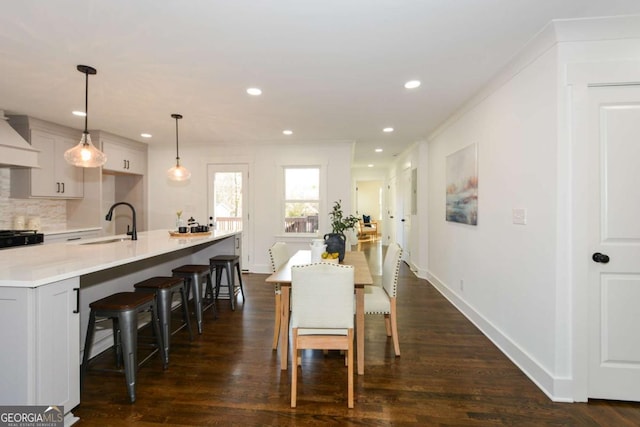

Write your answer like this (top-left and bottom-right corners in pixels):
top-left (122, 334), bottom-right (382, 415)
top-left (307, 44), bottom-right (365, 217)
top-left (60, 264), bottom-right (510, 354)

top-left (384, 314), bottom-right (392, 337)
top-left (179, 285), bottom-right (194, 341)
top-left (81, 310), bottom-right (97, 388)
top-left (150, 302), bottom-right (168, 369)
top-left (390, 298), bottom-right (400, 357)
top-left (225, 263), bottom-right (235, 311)
top-left (235, 262), bottom-right (245, 302)
top-left (119, 310), bottom-right (138, 403)
top-left (347, 329), bottom-right (354, 409)
top-left (291, 328), bottom-right (298, 408)
top-left (272, 292), bottom-right (281, 350)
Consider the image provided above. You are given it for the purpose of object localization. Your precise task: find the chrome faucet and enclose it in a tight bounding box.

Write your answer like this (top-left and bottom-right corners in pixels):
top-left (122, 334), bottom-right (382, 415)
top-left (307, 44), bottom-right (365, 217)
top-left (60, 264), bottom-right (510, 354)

top-left (105, 202), bottom-right (137, 240)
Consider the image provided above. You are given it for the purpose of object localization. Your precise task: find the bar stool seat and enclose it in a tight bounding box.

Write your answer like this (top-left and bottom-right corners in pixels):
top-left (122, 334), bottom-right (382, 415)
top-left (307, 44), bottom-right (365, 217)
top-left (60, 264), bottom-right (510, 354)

top-left (172, 264), bottom-right (216, 334)
top-left (209, 255), bottom-right (245, 311)
top-left (82, 291), bottom-right (166, 403)
top-left (134, 276), bottom-right (193, 365)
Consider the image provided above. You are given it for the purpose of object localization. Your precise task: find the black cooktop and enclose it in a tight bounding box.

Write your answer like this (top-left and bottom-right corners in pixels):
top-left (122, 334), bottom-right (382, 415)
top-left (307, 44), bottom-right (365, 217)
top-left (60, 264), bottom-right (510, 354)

top-left (0, 229), bottom-right (44, 248)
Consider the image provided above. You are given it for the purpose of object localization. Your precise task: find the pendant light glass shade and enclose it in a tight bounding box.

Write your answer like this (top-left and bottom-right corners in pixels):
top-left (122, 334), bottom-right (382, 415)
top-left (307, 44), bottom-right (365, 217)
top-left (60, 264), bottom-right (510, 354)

top-left (64, 65), bottom-right (107, 168)
top-left (64, 132), bottom-right (107, 167)
top-left (167, 113), bottom-right (191, 181)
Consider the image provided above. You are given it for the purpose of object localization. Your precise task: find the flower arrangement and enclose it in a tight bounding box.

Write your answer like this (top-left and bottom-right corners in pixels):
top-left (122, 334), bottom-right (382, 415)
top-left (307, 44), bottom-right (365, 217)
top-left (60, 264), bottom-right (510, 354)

top-left (329, 200), bottom-right (359, 234)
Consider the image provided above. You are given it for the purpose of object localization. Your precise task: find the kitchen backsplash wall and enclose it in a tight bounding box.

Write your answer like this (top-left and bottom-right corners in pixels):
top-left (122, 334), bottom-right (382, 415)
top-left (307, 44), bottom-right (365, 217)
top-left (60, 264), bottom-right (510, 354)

top-left (0, 169), bottom-right (67, 231)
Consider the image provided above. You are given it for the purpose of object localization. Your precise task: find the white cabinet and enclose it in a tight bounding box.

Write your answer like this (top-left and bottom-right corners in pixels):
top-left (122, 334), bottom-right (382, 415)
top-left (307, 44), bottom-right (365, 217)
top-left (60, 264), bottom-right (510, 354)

top-left (98, 132), bottom-right (147, 175)
top-left (9, 116), bottom-right (84, 199)
top-left (0, 278), bottom-right (80, 415)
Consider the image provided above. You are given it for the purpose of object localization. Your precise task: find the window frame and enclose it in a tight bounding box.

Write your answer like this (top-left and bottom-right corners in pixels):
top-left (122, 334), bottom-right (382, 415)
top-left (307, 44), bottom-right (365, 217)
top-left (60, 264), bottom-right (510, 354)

top-left (281, 164), bottom-right (325, 236)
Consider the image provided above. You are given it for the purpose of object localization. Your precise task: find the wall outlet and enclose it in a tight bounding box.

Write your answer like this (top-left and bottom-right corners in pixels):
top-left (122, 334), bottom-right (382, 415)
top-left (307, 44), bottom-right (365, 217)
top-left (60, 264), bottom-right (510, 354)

top-left (512, 208), bottom-right (527, 225)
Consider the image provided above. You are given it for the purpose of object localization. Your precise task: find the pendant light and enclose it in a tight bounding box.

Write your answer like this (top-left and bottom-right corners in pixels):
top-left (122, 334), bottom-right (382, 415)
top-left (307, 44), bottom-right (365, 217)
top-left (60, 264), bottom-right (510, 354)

top-left (64, 65), bottom-right (107, 167)
top-left (167, 113), bottom-right (191, 181)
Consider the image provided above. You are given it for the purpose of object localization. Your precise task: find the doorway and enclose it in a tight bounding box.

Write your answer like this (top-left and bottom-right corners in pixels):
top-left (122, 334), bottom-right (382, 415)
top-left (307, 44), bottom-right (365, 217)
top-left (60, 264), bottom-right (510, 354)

top-left (207, 164), bottom-right (249, 269)
top-left (355, 180), bottom-right (383, 241)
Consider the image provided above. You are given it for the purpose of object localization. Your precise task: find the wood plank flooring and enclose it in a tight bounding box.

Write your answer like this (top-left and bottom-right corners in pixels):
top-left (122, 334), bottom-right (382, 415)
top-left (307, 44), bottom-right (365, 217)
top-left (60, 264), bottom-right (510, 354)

top-left (75, 241), bottom-right (640, 426)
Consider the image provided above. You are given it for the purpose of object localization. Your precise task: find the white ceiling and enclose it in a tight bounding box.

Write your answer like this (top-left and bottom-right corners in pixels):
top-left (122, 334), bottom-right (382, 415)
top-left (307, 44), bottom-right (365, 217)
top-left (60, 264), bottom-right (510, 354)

top-left (2, 1), bottom-right (640, 169)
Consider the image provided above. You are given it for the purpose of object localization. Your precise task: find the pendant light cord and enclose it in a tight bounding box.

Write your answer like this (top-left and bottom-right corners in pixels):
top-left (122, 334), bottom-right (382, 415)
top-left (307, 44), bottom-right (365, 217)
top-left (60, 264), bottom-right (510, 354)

top-left (175, 116), bottom-right (180, 162)
top-left (83, 69), bottom-right (89, 135)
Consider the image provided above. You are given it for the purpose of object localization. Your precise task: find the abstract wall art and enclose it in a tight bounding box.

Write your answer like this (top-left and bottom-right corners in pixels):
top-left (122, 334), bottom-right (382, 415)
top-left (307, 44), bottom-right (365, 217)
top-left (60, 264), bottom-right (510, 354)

top-left (446, 143), bottom-right (478, 225)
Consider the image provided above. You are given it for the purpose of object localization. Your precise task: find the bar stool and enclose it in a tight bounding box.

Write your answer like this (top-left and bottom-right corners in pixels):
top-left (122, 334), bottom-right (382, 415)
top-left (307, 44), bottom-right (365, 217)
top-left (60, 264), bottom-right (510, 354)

top-left (82, 291), bottom-right (166, 403)
top-left (209, 255), bottom-right (245, 311)
top-left (171, 264), bottom-right (216, 334)
top-left (134, 276), bottom-right (193, 365)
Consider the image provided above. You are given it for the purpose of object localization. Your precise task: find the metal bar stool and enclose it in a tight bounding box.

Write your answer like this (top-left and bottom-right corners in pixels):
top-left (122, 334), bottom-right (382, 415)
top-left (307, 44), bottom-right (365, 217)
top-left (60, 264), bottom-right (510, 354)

top-left (209, 255), bottom-right (245, 311)
top-left (82, 291), bottom-right (166, 403)
top-left (134, 276), bottom-right (193, 365)
top-left (171, 264), bottom-right (216, 334)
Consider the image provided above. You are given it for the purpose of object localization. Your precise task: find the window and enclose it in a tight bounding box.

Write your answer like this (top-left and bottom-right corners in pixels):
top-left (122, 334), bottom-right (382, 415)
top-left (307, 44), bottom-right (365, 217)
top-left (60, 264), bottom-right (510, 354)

top-left (284, 167), bottom-right (320, 233)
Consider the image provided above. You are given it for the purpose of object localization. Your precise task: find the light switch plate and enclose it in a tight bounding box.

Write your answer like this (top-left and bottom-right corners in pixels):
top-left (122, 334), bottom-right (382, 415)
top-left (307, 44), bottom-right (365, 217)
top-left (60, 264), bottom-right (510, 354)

top-left (512, 208), bottom-right (527, 225)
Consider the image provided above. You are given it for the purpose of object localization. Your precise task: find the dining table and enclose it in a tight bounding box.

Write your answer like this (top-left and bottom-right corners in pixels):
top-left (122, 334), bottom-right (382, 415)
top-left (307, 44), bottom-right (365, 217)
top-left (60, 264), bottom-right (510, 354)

top-left (265, 249), bottom-right (373, 375)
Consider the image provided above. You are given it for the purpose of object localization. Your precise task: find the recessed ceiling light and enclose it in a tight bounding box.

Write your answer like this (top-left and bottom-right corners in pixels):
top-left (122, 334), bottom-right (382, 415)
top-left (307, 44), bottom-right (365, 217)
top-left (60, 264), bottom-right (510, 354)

top-left (72, 110), bottom-right (86, 117)
top-left (140, 133), bottom-right (152, 138)
top-left (247, 87), bottom-right (262, 96)
top-left (283, 130), bottom-right (293, 135)
top-left (367, 164), bottom-right (374, 168)
top-left (375, 148), bottom-right (383, 152)
top-left (383, 127), bottom-right (394, 133)
top-left (404, 80), bottom-right (421, 89)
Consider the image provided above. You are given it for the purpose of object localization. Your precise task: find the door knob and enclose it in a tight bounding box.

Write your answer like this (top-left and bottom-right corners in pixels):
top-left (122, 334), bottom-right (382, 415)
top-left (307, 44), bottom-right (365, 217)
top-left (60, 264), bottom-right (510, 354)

top-left (592, 252), bottom-right (610, 264)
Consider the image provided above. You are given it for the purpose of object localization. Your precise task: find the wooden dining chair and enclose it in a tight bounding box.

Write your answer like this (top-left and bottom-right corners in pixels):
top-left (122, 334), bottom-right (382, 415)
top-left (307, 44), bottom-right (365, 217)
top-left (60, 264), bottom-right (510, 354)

top-left (268, 242), bottom-right (290, 350)
top-left (290, 263), bottom-right (355, 408)
top-left (364, 242), bottom-right (403, 356)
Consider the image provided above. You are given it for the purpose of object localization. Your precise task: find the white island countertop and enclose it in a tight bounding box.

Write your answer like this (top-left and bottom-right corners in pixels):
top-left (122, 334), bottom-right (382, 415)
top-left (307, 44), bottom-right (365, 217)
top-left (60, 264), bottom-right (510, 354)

top-left (0, 229), bottom-right (240, 288)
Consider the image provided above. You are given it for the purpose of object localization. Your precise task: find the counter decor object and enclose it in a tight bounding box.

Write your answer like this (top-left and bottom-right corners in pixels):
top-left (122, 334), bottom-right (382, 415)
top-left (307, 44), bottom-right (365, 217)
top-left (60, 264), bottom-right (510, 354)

top-left (13, 215), bottom-right (25, 230)
top-left (325, 200), bottom-right (358, 262)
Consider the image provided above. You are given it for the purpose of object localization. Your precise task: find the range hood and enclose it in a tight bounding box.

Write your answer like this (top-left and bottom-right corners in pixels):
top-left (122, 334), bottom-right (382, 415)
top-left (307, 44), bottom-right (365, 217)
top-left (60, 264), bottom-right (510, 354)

top-left (0, 110), bottom-right (39, 168)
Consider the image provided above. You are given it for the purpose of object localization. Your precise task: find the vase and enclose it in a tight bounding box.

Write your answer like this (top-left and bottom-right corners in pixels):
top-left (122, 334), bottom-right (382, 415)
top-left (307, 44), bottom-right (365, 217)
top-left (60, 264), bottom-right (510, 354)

top-left (323, 233), bottom-right (346, 262)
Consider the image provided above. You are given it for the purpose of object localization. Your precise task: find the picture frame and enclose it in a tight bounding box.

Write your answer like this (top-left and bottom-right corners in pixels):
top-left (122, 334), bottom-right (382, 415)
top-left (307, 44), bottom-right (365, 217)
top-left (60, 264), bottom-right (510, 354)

top-left (445, 143), bottom-right (478, 225)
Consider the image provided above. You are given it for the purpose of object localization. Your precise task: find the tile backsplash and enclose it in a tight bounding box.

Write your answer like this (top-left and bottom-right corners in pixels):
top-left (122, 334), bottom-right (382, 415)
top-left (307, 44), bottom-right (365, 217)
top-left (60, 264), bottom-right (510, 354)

top-left (0, 169), bottom-right (67, 231)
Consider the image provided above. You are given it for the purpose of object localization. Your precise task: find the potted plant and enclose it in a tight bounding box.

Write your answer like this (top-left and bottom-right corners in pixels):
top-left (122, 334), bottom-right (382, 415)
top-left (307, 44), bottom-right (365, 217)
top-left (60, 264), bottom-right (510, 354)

top-left (324, 200), bottom-right (359, 262)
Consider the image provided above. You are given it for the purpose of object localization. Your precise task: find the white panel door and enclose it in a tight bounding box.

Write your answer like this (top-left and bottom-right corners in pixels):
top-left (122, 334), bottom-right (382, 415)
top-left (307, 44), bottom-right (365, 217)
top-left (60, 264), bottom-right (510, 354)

top-left (588, 85), bottom-right (640, 401)
top-left (387, 176), bottom-right (397, 245)
top-left (401, 167), bottom-right (412, 261)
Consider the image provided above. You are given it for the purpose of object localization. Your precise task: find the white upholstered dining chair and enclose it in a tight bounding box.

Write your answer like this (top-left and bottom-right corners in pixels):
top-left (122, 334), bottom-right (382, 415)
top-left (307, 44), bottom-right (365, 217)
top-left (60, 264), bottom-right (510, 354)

top-left (268, 242), bottom-right (290, 350)
top-left (364, 242), bottom-right (403, 356)
top-left (290, 263), bottom-right (355, 408)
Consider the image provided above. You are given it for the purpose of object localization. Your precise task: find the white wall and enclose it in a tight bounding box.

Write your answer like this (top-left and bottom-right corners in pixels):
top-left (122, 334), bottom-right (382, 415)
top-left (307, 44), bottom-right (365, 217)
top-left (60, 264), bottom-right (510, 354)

top-left (147, 141), bottom-right (353, 273)
top-left (407, 16), bottom-right (640, 402)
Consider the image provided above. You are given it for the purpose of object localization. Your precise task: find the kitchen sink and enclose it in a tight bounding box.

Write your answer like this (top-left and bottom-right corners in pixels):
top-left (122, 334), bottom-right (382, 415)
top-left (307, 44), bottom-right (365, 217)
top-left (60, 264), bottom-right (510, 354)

top-left (79, 238), bottom-right (131, 245)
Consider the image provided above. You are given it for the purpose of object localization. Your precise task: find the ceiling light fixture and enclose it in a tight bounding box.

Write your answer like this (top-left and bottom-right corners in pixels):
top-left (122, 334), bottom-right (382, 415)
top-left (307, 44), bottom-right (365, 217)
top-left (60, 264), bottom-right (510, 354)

top-left (283, 130), bottom-right (293, 135)
top-left (368, 164), bottom-right (374, 168)
top-left (383, 127), bottom-right (394, 133)
top-left (140, 133), bottom-right (152, 138)
top-left (167, 114), bottom-right (191, 181)
top-left (72, 110), bottom-right (86, 117)
top-left (375, 148), bottom-right (383, 152)
top-left (404, 80), bottom-right (421, 89)
top-left (64, 65), bottom-right (107, 168)
top-left (247, 87), bottom-right (262, 96)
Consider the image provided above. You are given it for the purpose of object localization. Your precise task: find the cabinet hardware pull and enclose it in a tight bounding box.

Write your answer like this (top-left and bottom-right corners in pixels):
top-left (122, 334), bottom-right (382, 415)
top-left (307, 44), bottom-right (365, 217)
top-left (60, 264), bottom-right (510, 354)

top-left (73, 287), bottom-right (80, 313)
top-left (61, 182), bottom-right (65, 193)
top-left (56, 182), bottom-right (60, 193)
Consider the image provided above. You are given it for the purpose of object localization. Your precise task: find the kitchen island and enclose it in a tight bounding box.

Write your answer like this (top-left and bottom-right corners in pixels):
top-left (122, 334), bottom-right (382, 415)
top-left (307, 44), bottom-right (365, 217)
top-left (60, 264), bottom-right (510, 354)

top-left (0, 229), bottom-right (241, 426)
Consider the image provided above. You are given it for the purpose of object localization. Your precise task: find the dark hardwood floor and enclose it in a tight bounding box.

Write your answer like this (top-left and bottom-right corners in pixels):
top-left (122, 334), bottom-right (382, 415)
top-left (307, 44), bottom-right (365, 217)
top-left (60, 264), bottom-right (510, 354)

top-left (76, 241), bottom-right (640, 426)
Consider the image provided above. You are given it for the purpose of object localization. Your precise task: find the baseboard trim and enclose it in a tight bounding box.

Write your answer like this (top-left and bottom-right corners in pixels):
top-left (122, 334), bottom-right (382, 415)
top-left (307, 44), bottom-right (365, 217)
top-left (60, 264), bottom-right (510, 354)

top-left (421, 270), bottom-right (574, 402)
